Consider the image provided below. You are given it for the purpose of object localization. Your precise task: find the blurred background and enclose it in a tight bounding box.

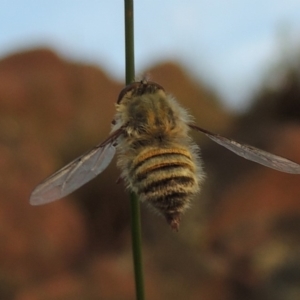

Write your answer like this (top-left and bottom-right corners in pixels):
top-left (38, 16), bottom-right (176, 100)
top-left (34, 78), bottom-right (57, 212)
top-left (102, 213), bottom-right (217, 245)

top-left (1, 1), bottom-right (300, 299)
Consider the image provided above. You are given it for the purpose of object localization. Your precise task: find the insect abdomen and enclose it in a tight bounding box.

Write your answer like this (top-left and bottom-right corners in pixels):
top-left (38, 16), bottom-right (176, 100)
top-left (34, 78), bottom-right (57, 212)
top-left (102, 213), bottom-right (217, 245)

top-left (129, 146), bottom-right (200, 230)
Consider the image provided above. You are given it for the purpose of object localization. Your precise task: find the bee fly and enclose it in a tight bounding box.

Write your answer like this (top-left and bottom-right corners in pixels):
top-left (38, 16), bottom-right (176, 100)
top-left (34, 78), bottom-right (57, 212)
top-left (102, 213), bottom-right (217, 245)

top-left (30, 80), bottom-right (300, 231)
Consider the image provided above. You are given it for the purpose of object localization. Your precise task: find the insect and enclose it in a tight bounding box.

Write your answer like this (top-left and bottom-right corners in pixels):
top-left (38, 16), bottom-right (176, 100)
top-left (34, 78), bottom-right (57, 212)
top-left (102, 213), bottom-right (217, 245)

top-left (30, 80), bottom-right (300, 231)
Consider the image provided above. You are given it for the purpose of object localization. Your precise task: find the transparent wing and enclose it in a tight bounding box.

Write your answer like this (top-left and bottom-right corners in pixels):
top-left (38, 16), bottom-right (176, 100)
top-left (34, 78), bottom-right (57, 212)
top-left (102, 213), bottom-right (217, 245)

top-left (30, 129), bottom-right (123, 205)
top-left (190, 124), bottom-right (300, 174)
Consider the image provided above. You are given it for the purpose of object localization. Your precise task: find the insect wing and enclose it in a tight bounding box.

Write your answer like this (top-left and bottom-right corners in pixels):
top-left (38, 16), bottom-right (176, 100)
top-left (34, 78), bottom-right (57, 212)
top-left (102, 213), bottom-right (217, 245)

top-left (190, 124), bottom-right (300, 174)
top-left (30, 141), bottom-right (117, 205)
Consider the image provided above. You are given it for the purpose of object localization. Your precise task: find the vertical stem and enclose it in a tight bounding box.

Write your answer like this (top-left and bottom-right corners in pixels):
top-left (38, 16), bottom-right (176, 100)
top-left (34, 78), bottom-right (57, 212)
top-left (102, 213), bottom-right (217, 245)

top-left (124, 0), bottom-right (135, 84)
top-left (130, 191), bottom-right (144, 300)
top-left (124, 1), bottom-right (145, 299)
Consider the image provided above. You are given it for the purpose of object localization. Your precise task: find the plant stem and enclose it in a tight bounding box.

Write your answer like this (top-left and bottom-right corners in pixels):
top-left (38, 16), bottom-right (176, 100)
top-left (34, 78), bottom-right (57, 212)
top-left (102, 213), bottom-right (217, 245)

top-left (124, 0), bottom-right (135, 84)
top-left (130, 192), bottom-right (145, 300)
top-left (124, 1), bottom-right (145, 299)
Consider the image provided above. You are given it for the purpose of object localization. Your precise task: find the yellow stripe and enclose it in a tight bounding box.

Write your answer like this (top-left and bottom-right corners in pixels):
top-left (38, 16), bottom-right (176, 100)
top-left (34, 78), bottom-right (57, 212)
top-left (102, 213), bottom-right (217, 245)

top-left (132, 147), bottom-right (192, 167)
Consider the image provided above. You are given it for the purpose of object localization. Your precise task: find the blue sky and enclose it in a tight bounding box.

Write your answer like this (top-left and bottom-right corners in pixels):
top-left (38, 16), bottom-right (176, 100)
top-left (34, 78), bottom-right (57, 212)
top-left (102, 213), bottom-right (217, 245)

top-left (1, 1), bottom-right (300, 110)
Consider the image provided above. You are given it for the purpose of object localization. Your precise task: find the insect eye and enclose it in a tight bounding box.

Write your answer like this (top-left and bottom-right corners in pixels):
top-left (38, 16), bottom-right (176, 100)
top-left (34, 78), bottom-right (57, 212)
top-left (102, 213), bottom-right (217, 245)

top-left (117, 82), bottom-right (139, 103)
top-left (117, 81), bottom-right (165, 103)
top-left (147, 81), bottom-right (165, 93)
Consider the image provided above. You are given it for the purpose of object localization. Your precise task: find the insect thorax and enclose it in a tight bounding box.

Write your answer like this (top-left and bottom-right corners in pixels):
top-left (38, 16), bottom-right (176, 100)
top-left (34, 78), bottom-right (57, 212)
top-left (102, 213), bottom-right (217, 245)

top-left (117, 90), bottom-right (193, 142)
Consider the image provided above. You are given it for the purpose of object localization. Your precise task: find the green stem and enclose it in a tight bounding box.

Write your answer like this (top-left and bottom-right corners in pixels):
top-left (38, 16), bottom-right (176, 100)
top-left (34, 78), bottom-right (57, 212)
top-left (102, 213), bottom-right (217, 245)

top-left (124, 0), bottom-right (135, 84)
top-left (130, 192), bottom-right (144, 300)
top-left (124, 1), bottom-right (145, 299)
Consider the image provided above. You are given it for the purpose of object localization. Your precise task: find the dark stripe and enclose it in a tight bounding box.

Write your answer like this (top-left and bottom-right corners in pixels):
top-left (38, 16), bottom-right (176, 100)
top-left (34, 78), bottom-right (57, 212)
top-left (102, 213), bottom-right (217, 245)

top-left (147, 191), bottom-right (192, 211)
top-left (140, 176), bottom-right (194, 194)
top-left (130, 139), bottom-right (154, 150)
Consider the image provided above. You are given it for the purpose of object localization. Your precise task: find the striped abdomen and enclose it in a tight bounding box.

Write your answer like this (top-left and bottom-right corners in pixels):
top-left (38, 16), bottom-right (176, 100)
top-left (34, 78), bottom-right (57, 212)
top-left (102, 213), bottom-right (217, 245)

top-left (129, 146), bottom-right (200, 230)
